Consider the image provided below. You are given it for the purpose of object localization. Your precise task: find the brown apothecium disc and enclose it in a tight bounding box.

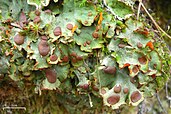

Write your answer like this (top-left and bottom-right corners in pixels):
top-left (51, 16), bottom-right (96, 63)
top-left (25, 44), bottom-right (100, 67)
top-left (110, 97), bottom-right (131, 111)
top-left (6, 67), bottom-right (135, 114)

top-left (14, 34), bottom-right (25, 45)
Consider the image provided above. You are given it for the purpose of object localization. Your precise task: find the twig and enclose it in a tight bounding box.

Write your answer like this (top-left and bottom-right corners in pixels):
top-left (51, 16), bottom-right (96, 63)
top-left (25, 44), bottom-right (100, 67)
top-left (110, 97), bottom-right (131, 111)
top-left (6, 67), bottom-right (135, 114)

top-left (139, 2), bottom-right (171, 40)
top-left (138, 100), bottom-right (145, 114)
top-left (102, 0), bottom-right (117, 19)
top-left (115, 109), bottom-right (121, 114)
top-left (166, 82), bottom-right (171, 108)
top-left (96, 50), bottom-right (102, 93)
top-left (166, 82), bottom-right (171, 100)
top-left (10, 23), bottom-right (22, 29)
top-left (137, 0), bottom-right (142, 20)
top-left (88, 93), bottom-right (93, 107)
top-left (3, 106), bottom-right (26, 110)
top-left (156, 93), bottom-right (168, 114)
